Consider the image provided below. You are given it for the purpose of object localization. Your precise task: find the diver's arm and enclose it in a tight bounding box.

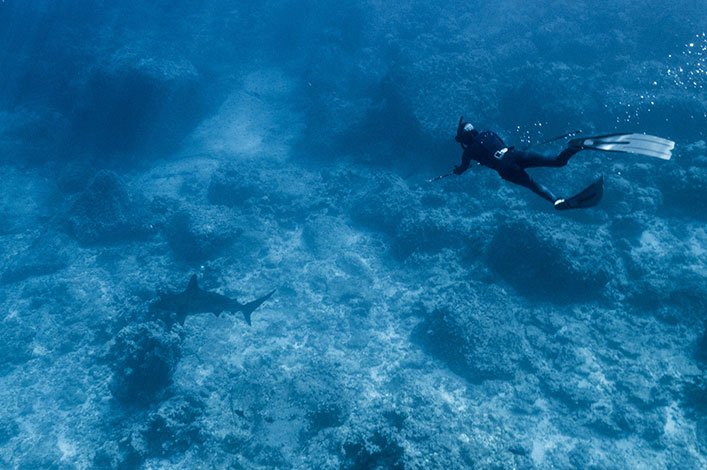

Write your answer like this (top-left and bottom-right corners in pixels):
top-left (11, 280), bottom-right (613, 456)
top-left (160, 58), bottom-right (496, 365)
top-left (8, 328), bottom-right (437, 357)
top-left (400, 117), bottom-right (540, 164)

top-left (453, 150), bottom-right (473, 175)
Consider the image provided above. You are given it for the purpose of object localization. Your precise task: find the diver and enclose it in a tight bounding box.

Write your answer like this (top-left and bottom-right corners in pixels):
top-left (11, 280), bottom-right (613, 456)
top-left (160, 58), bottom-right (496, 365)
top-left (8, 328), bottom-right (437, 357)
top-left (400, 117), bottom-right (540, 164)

top-left (445, 116), bottom-right (609, 209)
top-left (445, 116), bottom-right (676, 210)
top-left (452, 118), bottom-right (586, 208)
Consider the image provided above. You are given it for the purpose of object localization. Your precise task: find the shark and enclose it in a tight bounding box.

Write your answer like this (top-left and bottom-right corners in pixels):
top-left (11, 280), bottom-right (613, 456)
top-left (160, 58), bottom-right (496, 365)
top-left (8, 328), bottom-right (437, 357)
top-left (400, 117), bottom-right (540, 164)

top-left (152, 274), bottom-right (275, 326)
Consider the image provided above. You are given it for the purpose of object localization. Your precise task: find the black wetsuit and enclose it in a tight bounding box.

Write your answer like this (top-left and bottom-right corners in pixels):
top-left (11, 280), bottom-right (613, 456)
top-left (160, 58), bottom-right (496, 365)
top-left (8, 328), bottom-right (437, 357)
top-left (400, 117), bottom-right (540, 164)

top-left (454, 129), bottom-right (580, 202)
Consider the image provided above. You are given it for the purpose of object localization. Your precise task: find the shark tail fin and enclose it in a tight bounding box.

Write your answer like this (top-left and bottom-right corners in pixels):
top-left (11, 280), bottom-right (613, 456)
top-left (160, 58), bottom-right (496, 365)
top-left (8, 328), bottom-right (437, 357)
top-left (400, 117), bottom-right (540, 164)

top-left (240, 289), bottom-right (276, 326)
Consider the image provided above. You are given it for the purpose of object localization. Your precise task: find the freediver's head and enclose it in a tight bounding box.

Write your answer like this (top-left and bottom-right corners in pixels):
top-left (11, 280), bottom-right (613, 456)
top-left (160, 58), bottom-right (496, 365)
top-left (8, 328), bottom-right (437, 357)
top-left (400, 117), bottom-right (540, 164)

top-left (455, 120), bottom-right (477, 145)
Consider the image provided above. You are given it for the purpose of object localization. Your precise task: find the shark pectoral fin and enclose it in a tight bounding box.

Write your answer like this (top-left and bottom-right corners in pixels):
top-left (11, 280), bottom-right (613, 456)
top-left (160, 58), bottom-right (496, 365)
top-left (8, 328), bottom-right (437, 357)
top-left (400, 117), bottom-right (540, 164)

top-left (175, 307), bottom-right (188, 325)
top-left (187, 274), bottom-right (199, 291)
top-left (240, 289), bottom-right (276, 326)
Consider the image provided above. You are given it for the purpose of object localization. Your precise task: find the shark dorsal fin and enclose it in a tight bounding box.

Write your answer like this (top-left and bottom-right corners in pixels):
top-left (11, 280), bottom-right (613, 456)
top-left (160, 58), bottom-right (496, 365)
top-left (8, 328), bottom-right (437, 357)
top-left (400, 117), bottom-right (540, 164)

top-left (187, 274), bottom-right (199, 292)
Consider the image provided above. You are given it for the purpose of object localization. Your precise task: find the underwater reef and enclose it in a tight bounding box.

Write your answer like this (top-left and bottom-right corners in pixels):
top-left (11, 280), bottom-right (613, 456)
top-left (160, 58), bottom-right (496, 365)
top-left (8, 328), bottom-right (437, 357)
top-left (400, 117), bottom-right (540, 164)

top-left (0, 1), bottom-right (705, 468)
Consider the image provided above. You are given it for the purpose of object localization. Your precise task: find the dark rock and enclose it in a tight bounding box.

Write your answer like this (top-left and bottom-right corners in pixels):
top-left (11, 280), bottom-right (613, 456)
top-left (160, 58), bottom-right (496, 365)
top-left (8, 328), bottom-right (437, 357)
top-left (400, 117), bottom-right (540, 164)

top-left (142, 395), bottom-right (205, 458)
top-left (65, 170), bottom-right (154, 245)
top-left (165, 206), bottom-right (242, 263)
top-left (394, 210), bottom-right (492, 259)
top-left (69, 52), bottom-right (205, 160)
top-left (91, 449), bottom-right (118, 470)
top-left (305, 403), bottom-right (346, 436)
top-left (413, 286), bottom-right (531, 382)
top-left (660, 166), bottom-right (707, 219)
top-left (342, 430), bottom-right (405, 470)
top-left (697, 324), bottom-right (707, 366)
top-left (487, 218), bottom-right (614, 303)
top-left (0, 419), bottom-right (18, 446)
top-left (685, 369), bottom-right (707, 409)
top-left (1, 232), bottom-right (71, 284)
top-left (207, 166), bottom-right (262, 208)
top-left (0, 317), bottom-right (35, 374)
top-left (349, 173), bottom-right (419, 234)
top-left (108, 321), bottom-right (181, 407)
top-left (290, 363), bottom-right (350, 440)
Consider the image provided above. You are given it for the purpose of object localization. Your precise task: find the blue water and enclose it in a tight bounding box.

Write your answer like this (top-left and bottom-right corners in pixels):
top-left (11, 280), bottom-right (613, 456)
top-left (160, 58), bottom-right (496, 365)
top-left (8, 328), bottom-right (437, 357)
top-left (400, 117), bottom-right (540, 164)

top-left (1, 1), bottom-right (706, 468)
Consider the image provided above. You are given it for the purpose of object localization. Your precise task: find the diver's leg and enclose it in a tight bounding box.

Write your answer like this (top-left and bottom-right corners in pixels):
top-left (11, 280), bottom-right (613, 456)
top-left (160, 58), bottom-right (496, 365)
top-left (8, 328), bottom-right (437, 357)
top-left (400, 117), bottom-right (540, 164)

top-left (525, 176), bottom-right (558, 203)
top-left (555, 146), bottom-right (581, 165)
top-left (511, 148), bottom-right (581, 168)
top-left (502, 168), bottom-right (558, 203)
